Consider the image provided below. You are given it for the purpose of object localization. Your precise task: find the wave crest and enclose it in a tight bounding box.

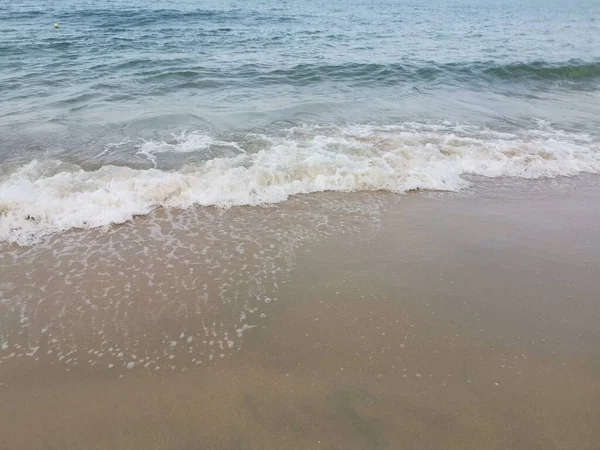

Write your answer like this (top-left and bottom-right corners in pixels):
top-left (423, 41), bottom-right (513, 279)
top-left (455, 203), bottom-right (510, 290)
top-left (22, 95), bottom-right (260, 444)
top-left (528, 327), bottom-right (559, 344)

top-left (1, 122), bottom-right (599, 245)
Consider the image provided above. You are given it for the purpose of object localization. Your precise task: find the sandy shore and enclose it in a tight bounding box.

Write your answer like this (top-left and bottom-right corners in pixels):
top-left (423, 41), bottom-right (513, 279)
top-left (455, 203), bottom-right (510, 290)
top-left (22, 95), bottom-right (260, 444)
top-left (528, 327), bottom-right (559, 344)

top-left (1, 176), bottom-right (600, 449)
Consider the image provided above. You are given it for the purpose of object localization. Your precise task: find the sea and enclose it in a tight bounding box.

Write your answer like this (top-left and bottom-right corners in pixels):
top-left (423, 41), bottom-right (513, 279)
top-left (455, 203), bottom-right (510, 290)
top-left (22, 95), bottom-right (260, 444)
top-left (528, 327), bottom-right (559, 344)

top-left (1, 0), bottom-right (599, 245)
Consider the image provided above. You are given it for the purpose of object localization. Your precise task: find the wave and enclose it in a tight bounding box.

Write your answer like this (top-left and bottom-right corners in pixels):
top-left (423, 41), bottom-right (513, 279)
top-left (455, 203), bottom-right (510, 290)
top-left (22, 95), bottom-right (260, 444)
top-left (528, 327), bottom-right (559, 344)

top-left (49, 8), bottom-right (247, 28)
top-left (128, 61), bottom-right (600, 90)
top-left (1, 122), bottom-right (599, 245)
top-left (254, 61), bottom-right (600, 86)
top-left (483, 61), bottom-right (600, 82)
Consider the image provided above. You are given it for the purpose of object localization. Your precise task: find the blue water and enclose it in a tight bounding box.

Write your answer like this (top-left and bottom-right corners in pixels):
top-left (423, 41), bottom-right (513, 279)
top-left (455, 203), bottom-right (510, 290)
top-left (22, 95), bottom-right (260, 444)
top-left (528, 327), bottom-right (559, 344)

top-left (1, 0), bottom-right (600, 244)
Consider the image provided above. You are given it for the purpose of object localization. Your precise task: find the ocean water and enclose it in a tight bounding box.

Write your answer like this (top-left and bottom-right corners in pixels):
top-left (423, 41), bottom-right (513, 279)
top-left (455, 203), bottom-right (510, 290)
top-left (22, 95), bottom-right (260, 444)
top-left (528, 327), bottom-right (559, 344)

top-left (1, 0), bottom-right (600, 245)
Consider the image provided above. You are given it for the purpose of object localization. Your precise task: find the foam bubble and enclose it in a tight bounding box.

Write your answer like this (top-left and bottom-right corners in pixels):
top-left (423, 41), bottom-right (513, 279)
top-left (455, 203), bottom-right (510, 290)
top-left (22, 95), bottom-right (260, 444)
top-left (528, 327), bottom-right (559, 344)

top-left (1, 123), bottom-right (599, 245)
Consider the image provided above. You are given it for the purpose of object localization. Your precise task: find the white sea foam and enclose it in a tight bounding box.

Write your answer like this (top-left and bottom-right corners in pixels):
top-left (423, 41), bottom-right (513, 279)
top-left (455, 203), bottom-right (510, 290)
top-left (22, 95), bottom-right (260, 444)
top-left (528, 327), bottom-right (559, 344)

top-left (1, 123), bottom-right (599, 245)
top-left (136, 131), bottom-right (244, 167)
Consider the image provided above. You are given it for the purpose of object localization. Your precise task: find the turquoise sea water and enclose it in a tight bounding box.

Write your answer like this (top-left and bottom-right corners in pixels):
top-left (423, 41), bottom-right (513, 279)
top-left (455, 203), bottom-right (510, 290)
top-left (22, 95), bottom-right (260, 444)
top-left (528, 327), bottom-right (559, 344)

top-left (1, 0), bottom-right (600, 243)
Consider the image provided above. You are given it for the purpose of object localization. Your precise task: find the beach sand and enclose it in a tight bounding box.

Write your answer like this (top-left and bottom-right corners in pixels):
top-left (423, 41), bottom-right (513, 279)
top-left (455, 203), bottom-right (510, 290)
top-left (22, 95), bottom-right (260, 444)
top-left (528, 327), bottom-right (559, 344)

top-left (1, 176), bottom-right (600, 449)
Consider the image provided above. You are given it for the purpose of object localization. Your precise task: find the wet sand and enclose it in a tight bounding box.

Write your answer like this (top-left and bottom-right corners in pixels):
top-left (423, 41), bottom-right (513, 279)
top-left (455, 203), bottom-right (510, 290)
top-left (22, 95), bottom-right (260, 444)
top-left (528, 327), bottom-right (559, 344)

top-left (1, 176), bottom-right (600, 449)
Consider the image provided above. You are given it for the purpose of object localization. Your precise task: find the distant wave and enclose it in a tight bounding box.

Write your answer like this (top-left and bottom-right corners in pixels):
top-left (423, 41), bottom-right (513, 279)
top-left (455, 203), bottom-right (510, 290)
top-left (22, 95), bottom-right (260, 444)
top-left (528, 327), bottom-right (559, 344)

top-left (123, 60), bottom-right (600, 90)
top-left (483, 61), bottom-right (600, 81)
top-left (4, 59), bottom-right (596, 99)
top-left (55, 8), bottom-right (271, 27)
top-left (252, 61), bottom-right (600, 86)
top-left (2, 10), bottom-right (47, 19)
top-left (1, 122), bottom-right (599, 246)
